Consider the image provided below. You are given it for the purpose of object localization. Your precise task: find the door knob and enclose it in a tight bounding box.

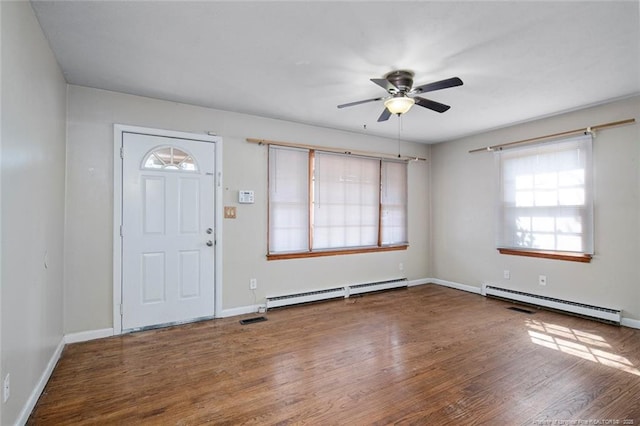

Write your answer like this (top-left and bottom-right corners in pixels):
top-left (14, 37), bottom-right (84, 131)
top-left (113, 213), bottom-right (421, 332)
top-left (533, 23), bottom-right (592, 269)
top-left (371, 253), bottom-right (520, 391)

top-left (206, 240), bottom-right (213, 247)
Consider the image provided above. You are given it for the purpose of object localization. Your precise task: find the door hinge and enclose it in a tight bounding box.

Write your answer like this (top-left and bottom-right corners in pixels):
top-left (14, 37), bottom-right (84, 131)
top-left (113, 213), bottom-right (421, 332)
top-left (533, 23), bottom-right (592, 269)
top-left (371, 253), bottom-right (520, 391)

top-left (120, 304), bottom-right (123, 316)
top-left (120, 146), bottom-right (124, 159)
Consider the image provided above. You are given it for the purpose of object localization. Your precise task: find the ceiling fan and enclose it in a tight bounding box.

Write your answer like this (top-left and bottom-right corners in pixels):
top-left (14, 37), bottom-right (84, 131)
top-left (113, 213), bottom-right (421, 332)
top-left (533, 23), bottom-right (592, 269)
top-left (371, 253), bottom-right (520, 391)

top-left (337, 70), bottom-right (463, 122)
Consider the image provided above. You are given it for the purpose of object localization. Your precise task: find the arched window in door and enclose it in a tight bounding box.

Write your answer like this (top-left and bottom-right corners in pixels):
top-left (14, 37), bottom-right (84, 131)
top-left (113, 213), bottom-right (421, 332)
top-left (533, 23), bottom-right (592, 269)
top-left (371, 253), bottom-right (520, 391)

top-left (142, 146), bottom-right (199, 172)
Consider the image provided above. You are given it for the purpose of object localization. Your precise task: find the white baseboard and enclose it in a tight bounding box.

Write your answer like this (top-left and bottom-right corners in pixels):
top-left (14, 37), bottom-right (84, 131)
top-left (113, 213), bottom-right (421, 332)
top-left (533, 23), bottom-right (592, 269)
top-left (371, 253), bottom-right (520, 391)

top-left (407, 278), bottom-right (430, 287)
top-left (429, 278), bottom-right (482, 294)
top-left (218, 305), bottom-right (261, 318)
top-left (65, 328), bottom-right (114, 344)
top-left (621, 317), bottom-right (640, 329)
top-left (17, 337), bottom-right (65, 426)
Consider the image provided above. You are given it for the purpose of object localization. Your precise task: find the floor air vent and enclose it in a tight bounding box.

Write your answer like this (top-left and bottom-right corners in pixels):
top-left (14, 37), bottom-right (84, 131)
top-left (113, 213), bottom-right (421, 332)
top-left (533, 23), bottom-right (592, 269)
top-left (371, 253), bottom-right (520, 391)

top-left (239, 316), bottom-right (267, 325)
top-left (485, 285), bottom-right (621, 324)
top-left (507, 306), bottom-right (535, 314)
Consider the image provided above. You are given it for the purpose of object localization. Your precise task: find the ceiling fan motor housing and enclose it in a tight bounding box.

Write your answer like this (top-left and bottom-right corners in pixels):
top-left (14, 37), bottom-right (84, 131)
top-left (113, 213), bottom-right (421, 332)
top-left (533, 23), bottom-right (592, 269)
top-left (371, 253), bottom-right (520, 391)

top-left (385, 70), bottom-right (415, 93)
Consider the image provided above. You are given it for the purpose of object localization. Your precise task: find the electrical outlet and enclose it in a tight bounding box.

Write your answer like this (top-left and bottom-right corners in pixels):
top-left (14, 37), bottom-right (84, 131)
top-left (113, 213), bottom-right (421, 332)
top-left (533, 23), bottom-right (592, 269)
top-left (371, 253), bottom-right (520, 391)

top-left (539, 275), bottom-right (547, 286)
top-left (503, 270), bottom-right (510, 279)
top-left (250, 278), bottom-right (257, 290)
top-left (3, 374), bottom-right (9, 403)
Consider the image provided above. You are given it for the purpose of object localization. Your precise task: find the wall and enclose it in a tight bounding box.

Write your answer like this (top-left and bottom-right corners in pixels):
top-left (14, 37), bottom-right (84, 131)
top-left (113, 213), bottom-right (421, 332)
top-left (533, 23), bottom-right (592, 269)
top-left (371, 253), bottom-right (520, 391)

top-left (431, 96), bottom-right (640, 322)
top-left (65, 85), bottom-right (431, 334)
top-left (1, 1), bottom-right (67, 424)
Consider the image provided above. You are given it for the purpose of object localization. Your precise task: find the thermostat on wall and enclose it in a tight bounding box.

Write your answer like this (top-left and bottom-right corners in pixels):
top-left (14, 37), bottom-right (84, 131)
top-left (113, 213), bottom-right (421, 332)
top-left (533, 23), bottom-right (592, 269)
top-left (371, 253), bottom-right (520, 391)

top-left (238, 190), bottom-right (255, 204)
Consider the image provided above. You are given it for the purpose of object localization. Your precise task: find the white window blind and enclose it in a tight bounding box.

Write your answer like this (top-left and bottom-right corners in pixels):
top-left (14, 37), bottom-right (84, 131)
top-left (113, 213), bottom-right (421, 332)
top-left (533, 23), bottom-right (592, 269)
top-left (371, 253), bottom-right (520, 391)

top-left (268, 146), bottom-right (309, 253)
top-left (268, 145), bottom-right (408, 256)
top-left (497, 134), bottom-right (593, 254)
top-left (381, 160), bottom-right (408, 245)
top-left (313, 153), bottom-right (380, 249)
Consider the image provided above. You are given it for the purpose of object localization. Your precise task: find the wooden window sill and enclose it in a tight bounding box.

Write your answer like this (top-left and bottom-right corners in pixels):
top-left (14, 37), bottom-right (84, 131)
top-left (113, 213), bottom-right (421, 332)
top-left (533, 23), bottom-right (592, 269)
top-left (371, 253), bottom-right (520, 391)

top-left (268, 244), bottom-right (408, 261)
top-left (497, 248), bottom-right (592, 263)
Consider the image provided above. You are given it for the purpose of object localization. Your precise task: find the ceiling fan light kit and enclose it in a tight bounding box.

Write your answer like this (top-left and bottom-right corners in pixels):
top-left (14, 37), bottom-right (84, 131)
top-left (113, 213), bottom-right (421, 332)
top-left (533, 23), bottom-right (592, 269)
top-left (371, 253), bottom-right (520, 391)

top-left (338, 70), bottom-right (463, 122)
top-left (384, 95), bottom-right (415, 115)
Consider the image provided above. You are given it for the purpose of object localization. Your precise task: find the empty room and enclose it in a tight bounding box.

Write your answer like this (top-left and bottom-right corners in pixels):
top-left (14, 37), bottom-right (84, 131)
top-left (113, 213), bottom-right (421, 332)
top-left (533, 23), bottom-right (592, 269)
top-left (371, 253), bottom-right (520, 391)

top-left (2, 1), bottom-right (640, 424)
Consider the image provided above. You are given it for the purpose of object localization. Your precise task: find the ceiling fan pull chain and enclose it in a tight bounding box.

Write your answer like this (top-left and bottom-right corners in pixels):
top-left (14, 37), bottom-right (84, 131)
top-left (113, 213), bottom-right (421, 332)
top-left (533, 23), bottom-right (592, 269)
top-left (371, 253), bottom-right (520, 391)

top-left (397, 115), bottom-right (402, 158)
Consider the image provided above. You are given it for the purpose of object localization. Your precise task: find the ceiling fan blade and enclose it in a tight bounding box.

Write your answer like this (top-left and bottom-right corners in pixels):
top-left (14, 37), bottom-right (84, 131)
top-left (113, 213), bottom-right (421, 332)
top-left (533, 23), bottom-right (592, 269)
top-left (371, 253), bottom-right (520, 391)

top-left (412, 77), bottom-right (463, 94)
top-left (337, 96), bottom-right (384, 109)
top-left (371, 78), bottom-right (398, 92)
top-left (377, 108), bottom-right (392, 122)
top-left (414, 96), bottom-right (451, 113)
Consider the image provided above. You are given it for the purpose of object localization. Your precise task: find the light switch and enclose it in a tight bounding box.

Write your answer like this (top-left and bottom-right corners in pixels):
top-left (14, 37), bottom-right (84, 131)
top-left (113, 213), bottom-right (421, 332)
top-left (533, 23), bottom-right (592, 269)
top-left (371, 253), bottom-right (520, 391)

top-left (224, 206), bottom-right (237, 219)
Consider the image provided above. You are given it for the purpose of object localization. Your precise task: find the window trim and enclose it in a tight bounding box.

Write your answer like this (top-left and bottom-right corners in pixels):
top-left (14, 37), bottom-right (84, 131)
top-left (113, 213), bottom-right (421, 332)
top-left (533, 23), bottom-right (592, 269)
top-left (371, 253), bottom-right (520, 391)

top-left (268, 244), bottom-right (408, 261)
top-left (497, 247), bottom-right (592, 263)
top-left (268, 146), bottom-right (409, 259)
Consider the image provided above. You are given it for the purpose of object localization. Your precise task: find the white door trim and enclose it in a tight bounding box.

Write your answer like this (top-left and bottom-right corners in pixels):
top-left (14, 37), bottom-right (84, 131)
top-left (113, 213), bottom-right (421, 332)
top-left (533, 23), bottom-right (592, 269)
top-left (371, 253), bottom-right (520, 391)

top-left (113, 124), bottom-right (223, 335)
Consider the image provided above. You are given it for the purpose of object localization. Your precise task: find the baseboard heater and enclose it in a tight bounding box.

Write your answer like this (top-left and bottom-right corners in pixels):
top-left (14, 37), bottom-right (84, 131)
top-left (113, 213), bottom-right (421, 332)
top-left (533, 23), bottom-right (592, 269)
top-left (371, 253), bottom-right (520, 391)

top-left (347, 278), bottom-right (408, 296)
top-left (484, 285), bottom-right (621, 324)
top-left (265, 278), bottom-right (408, 310)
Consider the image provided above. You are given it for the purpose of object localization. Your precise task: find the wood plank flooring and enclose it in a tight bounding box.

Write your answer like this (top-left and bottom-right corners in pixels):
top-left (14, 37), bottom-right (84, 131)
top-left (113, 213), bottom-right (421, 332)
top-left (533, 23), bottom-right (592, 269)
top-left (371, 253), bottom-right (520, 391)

top-left (28, 285), bottom-right (640, 425)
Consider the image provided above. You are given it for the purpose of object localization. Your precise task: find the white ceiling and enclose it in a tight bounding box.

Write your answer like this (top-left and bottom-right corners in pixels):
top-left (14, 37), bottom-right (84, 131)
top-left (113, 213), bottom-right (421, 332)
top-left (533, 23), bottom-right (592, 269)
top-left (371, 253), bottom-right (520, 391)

top-left (31, 1), bottom-right (640, 144)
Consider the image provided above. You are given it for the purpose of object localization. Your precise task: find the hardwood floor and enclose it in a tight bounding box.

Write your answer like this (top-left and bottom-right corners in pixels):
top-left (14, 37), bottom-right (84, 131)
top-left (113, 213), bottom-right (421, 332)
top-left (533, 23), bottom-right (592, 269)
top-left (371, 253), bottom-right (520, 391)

top-left (29, 285), bottom-right (640, 425)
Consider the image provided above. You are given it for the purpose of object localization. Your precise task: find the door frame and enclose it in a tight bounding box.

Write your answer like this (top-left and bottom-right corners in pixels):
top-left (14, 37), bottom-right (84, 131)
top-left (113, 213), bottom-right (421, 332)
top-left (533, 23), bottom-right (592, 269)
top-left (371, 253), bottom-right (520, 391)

top-left (113, 124), bottom-right (223, 334)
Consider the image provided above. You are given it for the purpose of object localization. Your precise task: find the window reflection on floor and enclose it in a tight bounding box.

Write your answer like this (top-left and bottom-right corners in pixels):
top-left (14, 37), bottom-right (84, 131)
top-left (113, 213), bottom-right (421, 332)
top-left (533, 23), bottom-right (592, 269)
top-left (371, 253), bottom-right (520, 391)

top-left (526, 319), bottom-right (640, 376)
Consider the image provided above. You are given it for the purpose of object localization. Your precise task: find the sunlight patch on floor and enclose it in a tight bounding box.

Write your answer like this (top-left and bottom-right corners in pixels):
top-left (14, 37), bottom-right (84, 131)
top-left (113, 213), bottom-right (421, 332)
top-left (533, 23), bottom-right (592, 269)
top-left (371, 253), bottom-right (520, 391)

top-left (525, 319), bottom-right (639, 376)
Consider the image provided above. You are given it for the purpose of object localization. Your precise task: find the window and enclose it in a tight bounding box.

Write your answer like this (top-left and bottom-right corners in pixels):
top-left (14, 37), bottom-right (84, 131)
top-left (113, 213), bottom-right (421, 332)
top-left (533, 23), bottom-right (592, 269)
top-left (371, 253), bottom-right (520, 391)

top-left (142, 146), bottom-right (198, 171)
top-left (269, 147), bottom-right (309, 253)
top-left (497, 134), bottom-right (593, 259)
top-left (313, 152), bottom-right (380, 249)
top-left (268, 146), bottom-right (408, 258)
top-left (381, 161), bottom-right (408, 245)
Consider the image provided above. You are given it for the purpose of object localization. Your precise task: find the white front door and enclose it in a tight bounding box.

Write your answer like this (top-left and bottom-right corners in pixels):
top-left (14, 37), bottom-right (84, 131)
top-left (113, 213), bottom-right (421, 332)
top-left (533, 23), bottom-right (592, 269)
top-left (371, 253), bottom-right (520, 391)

top-left (121, 132), bottom-right (216, 330)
